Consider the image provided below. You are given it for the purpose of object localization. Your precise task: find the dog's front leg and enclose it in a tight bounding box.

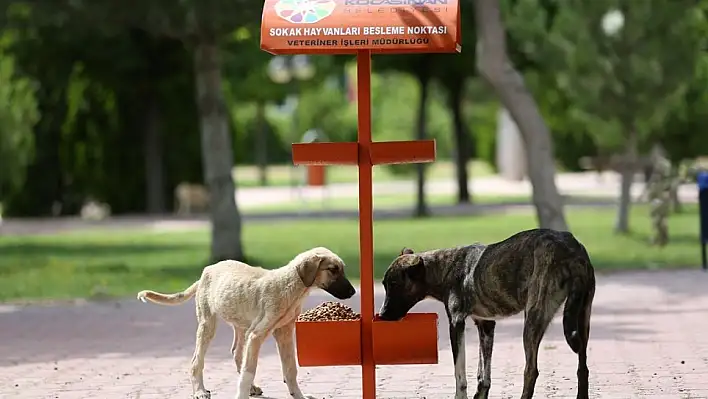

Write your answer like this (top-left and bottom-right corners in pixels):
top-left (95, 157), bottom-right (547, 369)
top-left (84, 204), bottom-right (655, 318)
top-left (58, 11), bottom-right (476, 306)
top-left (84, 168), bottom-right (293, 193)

top-left (236, 332), bottom-right (265, 399)
top-left (448, 309), bottom-right (468, 399)
top-left (273, 323), bottom-right (314, 399)
top-left (473, 320), bottom-right (496, 399)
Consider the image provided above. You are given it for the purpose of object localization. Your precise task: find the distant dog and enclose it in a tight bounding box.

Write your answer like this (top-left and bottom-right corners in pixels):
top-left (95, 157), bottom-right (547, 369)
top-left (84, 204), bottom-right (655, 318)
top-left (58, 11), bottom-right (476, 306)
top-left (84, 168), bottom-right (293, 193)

top-left (379, 228), bottom-right (596, 399)
top-left (137, 247), bottom-right (356, 399)
top-left (79, 198), bottom-right (111, 221)
top-left (174, 182), bottom-right (210, 215)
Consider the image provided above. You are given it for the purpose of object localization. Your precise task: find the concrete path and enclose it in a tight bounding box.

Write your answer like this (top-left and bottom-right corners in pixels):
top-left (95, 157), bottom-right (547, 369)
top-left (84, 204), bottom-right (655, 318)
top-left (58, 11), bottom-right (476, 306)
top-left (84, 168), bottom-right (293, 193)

top-left (235, 171), bottom-right (698, 208)
top-left (2, 270), bottom-right (708, 399)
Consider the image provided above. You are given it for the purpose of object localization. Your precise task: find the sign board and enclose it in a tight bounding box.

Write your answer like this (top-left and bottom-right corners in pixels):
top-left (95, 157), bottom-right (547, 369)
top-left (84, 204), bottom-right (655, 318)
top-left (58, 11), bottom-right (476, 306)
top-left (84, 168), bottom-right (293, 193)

top-left (260, 0), bottom-right (461, 55)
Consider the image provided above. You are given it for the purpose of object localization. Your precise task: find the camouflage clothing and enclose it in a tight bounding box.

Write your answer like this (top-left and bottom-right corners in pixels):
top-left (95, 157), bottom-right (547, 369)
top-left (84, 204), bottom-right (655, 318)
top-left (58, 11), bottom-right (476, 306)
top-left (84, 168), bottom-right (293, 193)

top-left (646, 155), bottom-right (672, 246)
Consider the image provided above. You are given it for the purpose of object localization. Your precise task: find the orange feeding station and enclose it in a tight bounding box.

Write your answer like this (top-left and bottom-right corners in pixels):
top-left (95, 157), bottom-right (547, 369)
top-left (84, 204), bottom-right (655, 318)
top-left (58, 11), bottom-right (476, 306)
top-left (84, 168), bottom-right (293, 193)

top-left (261, 1), bottom-right (461, 397)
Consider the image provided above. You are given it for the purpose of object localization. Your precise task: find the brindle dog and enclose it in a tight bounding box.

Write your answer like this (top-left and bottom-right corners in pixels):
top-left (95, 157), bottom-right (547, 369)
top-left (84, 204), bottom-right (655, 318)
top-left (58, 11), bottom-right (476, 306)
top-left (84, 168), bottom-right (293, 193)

top-left (379, 228), bottom-right (596, 399)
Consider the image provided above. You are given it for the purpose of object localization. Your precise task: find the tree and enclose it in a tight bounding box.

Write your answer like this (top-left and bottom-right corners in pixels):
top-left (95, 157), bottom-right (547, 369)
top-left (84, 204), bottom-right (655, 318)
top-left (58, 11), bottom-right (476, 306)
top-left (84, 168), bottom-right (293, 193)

top-left (540, 0), bottom-right (705, 233)
top-left (13, 0), bottom-right (265, 261)
top-left (434, 0), bottom-right (478, 204)
top-left (474, 0), bottom-right (569, 231)
top-left (443, 70), bottom-right (473, 204)
top-left (223, 35), bottom-right (336, 186)
top-left (659, 53), bottom-right (708, 163)
top-left (294, 79), bottom-right (357, 143)
top-left (0, 33), bottom-right (40, 204)
top-left (373, 53), bottom-right (437, 217)
top-left (412, 55), bottom-right (433, 217)
top-left (1, 7), bottom-right (91, 216)
top-left (3, 5), bottom-right (203, 216)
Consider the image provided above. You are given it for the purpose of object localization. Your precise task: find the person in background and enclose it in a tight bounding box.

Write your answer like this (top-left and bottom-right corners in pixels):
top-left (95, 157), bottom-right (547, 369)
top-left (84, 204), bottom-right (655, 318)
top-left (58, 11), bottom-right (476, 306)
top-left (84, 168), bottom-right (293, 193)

top-left (646, 145), bottom-right (673, 247)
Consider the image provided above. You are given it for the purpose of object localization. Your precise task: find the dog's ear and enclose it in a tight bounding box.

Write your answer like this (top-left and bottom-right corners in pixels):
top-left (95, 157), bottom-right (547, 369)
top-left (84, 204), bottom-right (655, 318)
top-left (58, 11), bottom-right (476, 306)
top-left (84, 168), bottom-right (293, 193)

top-left (405, 255), bottom-right (425, 281)
top-left (400, 247), bottom-right (415, 256)
top-left (297, 254), bottom-right (323, 287)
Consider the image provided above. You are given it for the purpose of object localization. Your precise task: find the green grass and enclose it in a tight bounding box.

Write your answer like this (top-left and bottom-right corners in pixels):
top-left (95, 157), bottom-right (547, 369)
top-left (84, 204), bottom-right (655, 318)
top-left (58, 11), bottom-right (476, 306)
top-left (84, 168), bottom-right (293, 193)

top-left (0, 205), bottom-right (701, 302)
top-left (233, 160), bottom-right (494, 188)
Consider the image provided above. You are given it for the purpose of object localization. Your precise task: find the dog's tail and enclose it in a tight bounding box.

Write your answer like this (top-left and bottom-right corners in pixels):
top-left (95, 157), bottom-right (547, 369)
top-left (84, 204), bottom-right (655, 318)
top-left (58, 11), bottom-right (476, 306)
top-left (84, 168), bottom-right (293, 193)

top-left (137, 280), bottom-right (199, 305)
top-left (562, 246), bottom-right (596, 354)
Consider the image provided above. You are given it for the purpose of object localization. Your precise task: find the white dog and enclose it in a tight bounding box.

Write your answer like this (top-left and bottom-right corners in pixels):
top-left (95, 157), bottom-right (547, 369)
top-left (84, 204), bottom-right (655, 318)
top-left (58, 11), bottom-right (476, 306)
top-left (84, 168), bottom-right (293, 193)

top-left (174, 182), bottom-right (210, 215)
top-left (137, 247), bottom-right (356, 399)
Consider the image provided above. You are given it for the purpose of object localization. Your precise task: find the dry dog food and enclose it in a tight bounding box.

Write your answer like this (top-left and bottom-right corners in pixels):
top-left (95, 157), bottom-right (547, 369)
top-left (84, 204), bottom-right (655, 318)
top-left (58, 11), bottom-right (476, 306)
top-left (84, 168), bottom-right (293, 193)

top-left (298, 301), bottom-right (361, 321)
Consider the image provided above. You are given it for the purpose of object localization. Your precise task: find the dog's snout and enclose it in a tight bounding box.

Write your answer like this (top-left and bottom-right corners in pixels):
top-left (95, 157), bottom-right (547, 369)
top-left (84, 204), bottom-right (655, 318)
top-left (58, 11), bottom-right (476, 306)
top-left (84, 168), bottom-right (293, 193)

top-left (324, 277), bottom-right (356, 300)
top-left (336, 283), bottom-right (356, 300)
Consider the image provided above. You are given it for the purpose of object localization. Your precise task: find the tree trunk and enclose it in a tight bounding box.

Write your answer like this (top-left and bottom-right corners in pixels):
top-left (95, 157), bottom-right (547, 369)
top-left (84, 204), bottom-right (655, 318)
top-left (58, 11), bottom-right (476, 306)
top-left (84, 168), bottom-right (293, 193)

top-left (473, 0), bottom-right (568, 231)
top-left (194, 39), bottom-right (244, 262)
top-left (144, 96), bottom-right (166, 214)
top-left (448, 81), bottom-right (471, 204)
top-left (614, 128), bottom-right (638, 234)
top-left (414, 66), bottom-right (431, 218)
top-left (255, 100), bottom-right (268, 186)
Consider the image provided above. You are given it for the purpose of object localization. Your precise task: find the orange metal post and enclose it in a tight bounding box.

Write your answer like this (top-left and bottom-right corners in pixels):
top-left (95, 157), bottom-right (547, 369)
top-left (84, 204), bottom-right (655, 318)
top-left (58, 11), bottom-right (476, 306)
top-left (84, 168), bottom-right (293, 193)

top-left (290, 52), bottom-right (438, 398)
top-left (356, 49), bottom-right (376, 399)
top-left (262, 0), bottom-right (458, 394)
top-left (291, 142), bottom-right (359, 165)
top-left (371, 140), bottom-right (436, 165)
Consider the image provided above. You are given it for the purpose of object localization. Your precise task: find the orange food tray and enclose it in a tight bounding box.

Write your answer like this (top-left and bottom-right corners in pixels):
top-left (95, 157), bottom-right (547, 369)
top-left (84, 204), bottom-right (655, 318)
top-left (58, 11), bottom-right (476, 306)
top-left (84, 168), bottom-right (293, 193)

top-left (295, 313), bottom-right (439, 367)
top-left (373, 312), bottom-right (439, 365)
top-left (295, 319), bottom-right (362, 367)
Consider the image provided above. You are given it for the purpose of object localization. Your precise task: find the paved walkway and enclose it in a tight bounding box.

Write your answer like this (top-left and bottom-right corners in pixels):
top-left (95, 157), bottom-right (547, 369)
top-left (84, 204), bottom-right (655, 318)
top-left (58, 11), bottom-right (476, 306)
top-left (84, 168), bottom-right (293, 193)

top-left (234, 171), bottom-right (698, 209)
top-left (2, 270), bottom-right (708, 399)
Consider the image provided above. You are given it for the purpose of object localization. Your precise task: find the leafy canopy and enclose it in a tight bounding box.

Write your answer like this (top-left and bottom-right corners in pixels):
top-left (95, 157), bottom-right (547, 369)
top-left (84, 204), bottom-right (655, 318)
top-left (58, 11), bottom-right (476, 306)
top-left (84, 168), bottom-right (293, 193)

top-left (0, 32), bottom-right (40, 197)
top-left (508, 0), bottom-right (707, 150)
